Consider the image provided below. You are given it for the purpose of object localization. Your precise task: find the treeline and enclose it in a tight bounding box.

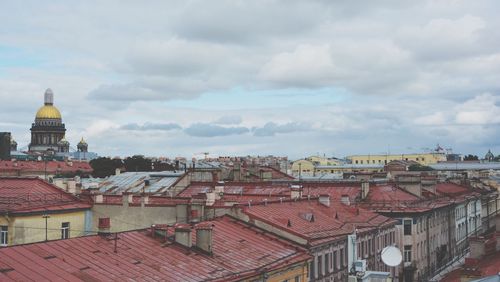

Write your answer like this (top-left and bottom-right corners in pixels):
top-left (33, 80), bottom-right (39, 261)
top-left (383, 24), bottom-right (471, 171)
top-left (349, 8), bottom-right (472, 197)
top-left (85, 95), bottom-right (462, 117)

top-left (89, 155), bottom-right (177, 178)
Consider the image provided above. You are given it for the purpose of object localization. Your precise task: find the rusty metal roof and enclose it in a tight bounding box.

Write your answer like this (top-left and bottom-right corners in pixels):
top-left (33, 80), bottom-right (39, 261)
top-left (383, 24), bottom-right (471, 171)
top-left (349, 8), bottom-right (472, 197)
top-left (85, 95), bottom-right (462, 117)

top-left (0, 216), bottom-right (310, 281)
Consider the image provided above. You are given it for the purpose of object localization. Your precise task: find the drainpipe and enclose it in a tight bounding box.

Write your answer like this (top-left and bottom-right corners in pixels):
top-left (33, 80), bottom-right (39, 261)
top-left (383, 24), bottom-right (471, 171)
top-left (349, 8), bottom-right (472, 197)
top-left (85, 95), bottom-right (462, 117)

top-left (426, 214), bottom-right (431, 279)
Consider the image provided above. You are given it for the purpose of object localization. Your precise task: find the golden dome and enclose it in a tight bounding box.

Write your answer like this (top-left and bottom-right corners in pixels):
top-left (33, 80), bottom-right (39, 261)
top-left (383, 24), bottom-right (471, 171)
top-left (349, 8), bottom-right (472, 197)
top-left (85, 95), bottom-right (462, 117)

top-left (35, 105), bottom-right (62, 119)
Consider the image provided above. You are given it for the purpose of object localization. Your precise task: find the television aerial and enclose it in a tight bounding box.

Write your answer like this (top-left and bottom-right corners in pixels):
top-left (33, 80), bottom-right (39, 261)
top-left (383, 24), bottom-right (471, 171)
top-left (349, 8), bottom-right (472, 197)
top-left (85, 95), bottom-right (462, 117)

top-left (381, 246), bottom-right (402, 267)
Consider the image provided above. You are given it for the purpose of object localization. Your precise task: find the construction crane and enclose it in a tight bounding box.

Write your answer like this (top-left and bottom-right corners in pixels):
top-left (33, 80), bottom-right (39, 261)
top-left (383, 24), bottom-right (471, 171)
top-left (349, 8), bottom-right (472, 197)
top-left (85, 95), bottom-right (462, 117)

top-left (192, 152), bottom-right (210, 160)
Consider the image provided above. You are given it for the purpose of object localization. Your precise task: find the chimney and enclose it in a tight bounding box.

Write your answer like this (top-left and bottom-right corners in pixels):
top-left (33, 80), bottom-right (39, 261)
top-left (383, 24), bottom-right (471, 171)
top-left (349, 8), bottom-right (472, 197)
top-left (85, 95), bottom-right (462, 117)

top-left (174, 224), bottom-right (192, 248)
top-left (53, 179), bottom-right (64, 189)
top-left (95, 194), bottom-right (103, 203)
top-left (361, 181), bottom-right (370, 200)
top-left (141, 195), bottom-right (149, 207)
top-left (122, 193), bottom-right (133, 206)
top-left (290, 185), bottom-right (303, 199)
top-left (341, 194), bottom-right (350, 206)
top-left (98, 217), bottom-right (110, 234)
top-left (469, 237), bottom-right (486, 259)
top-left (115, 168), bottom-right (121, 176)
top-left (195, 224), bottom-right (213, 254)
top-left (205, 191), bottom-right (216, 206)
top-left (67, 180), bottom-right (76, 194)
top-left (319, 194), bottom-right (330, 207)
top-left (75, 183), bottom-right (82, 195)
top-left (214, 181), bottom-right (224, 200)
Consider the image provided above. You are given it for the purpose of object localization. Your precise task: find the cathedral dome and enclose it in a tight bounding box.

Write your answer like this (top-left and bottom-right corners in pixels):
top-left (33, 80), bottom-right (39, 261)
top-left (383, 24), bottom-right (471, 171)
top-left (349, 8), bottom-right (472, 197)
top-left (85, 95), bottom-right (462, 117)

top-left (36, 105), bottom-right (62, 119)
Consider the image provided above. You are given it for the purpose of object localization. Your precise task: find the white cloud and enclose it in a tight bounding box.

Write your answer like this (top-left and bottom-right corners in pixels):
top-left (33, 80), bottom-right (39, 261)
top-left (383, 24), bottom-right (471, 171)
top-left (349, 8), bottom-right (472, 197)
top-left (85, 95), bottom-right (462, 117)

top-left (1, 1), bottom-right (500, 157)
top-left (455, 93), bottom-right (500, 125)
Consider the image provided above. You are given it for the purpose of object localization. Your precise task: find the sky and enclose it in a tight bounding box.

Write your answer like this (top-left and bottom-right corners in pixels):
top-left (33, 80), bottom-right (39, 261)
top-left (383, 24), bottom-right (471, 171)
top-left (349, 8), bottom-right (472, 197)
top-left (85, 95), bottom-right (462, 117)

top-left (1, 0), bottom-right (500, 159)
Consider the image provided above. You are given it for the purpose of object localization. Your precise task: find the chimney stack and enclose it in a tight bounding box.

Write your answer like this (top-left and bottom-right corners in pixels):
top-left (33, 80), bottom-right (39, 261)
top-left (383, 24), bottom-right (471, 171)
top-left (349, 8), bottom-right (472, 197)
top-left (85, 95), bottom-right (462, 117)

top-left (319, 194), bottom-right (330, 207)
top-left (214, 181), bottom-right (224, 200)
top-left (122, 193), bottom-right (133, 206)
top-left (95, 194), bottom-right (103, 203)
top-left (290, 185), bottom-right (303, 199)
top-left (195, 224), bottom-right (214, 254)
top-left (174, 224), bottom-right (192, 248)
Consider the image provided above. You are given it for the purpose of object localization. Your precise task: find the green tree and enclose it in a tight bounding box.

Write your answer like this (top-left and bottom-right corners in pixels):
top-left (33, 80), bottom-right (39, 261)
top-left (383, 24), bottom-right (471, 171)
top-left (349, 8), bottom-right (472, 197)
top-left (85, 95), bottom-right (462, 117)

top-left (124, 155), bottom-right (152, 172)
top-left (90, 157), bottom-right (123, 178)
top-left (463, 154), bottom-right (479, 161)
top-left (408, 164), bottom-right (434, 171)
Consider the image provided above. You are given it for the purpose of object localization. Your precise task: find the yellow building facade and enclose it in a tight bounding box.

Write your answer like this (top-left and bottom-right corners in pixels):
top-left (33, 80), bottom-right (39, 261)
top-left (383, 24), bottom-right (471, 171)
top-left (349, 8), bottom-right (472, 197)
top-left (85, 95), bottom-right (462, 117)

top-left (0, 210), bottom-right (89, 246)
top-left (347, 153), bottom-right (446, 166)
top-left (0, 177), bottom-right (92, 247)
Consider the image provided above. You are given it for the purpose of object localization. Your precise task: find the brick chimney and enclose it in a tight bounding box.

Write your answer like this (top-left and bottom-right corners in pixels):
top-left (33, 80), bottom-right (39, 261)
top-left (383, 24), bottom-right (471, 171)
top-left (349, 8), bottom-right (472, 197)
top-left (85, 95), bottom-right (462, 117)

top-left (195, 224), bottom-right (214, 254)
top-left (174, 224), bottom-right (192, 248)
top-left (469, 235), bottom-right (497, 259)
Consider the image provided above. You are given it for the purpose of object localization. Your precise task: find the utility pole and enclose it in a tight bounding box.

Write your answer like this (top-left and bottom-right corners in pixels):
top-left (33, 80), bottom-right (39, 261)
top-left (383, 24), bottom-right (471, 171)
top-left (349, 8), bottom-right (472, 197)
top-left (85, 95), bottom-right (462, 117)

top-left (42, 213), bottom-right (50, 241)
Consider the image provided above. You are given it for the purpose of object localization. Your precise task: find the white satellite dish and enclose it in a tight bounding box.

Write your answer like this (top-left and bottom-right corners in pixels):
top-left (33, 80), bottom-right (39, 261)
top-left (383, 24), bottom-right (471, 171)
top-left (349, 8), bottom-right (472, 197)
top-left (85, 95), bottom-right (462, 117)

top-left (381, 246), bottom-right (402, 267)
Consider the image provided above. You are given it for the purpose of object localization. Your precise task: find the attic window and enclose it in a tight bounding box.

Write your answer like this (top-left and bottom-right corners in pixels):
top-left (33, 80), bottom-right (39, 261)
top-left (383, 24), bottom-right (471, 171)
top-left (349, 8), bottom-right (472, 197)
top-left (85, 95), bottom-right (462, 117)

top-left (299, 212), bottom-right (315, 222)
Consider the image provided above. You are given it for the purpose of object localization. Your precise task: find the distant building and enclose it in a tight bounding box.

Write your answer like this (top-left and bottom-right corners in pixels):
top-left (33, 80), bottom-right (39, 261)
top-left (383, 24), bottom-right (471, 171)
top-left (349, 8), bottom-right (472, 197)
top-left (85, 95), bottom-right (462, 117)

top-left (347, 152), bottom-right (446, 166)
top-left (0, 160), bottom-right (92, 178)
top-left (485, 149), bottom-right (495, 162)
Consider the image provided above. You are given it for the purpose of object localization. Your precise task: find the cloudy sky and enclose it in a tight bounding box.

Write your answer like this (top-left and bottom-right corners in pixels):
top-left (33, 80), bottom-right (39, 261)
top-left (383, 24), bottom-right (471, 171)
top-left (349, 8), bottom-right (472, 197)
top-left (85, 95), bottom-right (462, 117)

top-left (1, 0), bottom-right (499, 159)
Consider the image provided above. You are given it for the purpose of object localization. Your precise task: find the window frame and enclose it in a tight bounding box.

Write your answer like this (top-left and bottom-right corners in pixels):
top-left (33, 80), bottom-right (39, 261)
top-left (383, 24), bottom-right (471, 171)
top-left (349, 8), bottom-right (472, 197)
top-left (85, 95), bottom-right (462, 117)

top-left (0, 226), bottom-right (8, 246)
top-left (61, 222), bottom-right (70, 239)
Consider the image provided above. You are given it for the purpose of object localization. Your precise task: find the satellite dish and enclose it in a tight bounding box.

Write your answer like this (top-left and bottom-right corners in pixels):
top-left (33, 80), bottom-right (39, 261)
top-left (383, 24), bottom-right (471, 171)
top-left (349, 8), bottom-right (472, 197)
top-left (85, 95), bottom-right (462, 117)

top-left (381, 246), bottom-right (402, 267)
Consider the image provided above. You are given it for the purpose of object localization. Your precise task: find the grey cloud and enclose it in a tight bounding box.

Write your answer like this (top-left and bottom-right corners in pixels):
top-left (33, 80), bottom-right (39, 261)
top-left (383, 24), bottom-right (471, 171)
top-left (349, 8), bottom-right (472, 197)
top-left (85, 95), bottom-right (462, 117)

top-left (253, 122), bottom-right (312, 137)
top-left (213, 115), bottom-right (242, 125)
top-left (184, 123), bottom-right (249, 137)
top-left (120, 122), bottom-right (182, 131)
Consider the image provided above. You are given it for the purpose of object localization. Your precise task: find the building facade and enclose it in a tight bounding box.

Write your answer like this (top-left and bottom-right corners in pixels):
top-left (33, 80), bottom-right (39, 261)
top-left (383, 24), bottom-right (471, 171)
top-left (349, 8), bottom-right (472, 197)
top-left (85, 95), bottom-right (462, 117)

top-left (347, 152), bottom-right (446, 166)
top-left (0, 177), bottom-right (92, 246)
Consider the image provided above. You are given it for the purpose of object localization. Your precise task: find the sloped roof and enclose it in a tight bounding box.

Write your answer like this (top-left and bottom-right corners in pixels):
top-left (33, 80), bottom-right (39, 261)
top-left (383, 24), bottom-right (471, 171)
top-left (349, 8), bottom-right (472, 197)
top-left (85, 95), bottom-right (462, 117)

top-left (0, 216), bottom-right (310, 281)
top-left (242, 199), bottom-right (396, 246)
top-left (0, 160), bottom-right (92, 174)
top-left (0, 177), bottom-right (91, 214)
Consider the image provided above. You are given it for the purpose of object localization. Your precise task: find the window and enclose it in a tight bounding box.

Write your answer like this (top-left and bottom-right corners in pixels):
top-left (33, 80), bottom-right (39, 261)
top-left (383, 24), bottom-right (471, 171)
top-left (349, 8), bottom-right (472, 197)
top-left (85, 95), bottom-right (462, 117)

top-left (333, 250), bottom-right (338, 270)
top-left (0, 226), bottom-right (7, 246)
top-left (294, 276), bottom-right (301, 282)
top-left (325, 253), bottom-right (329, 274)
top-left (340, 248), bottom-right (345, 267)
top-left (309, 261), bottom-right (315, 280)
top-left (404, 245), bottom-right (412, 262)
top-left (404, 220), bottom-right (412, 235)
top-left (317, 255), bottom-right (322, 277)
top-left (61, 222), bottom-right (70, 239)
